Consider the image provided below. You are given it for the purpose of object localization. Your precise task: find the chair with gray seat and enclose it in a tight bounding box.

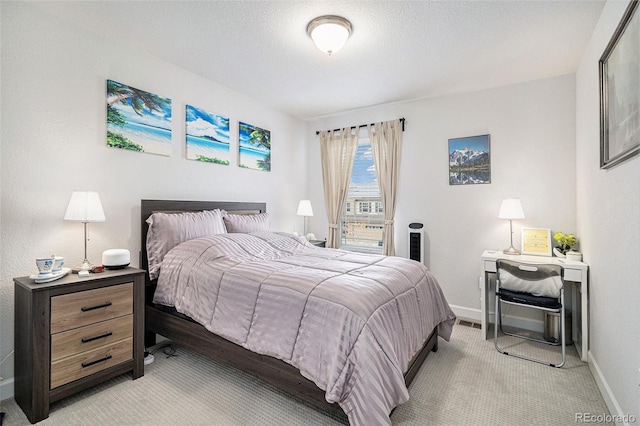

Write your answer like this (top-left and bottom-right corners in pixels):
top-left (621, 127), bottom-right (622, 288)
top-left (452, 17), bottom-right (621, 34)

top-left (494, 259), bottom-right (566, 368)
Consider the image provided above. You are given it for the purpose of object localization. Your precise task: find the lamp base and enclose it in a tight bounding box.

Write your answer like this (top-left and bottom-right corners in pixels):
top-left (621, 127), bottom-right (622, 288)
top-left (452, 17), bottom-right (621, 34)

top-left (72, 260), bottom-right (95, 273)
top-left (502, 246), bottom-right (521, 255)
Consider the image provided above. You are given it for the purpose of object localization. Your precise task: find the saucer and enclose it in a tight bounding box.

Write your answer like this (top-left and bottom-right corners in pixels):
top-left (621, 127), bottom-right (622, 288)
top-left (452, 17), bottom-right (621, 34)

top-left (30, 267), bottom-right (71, 283)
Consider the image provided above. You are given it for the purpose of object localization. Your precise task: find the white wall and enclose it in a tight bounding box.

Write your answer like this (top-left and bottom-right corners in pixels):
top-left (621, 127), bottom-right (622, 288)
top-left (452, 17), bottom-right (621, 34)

top-left (576, 0), bottom-right (640, 421)
top-left (0, 2), bottom-right (308, 393)
top-left (5, 2), bottom-right (634, 419)
top-left (307, 75), bottom-right (577, 320)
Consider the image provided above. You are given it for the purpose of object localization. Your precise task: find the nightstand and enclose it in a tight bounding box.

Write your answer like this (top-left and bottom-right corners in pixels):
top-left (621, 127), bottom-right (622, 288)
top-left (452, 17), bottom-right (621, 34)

top-left (309, 239), bottom-right (326, 247)
top-left (14, 268), bottom-right (145, 424)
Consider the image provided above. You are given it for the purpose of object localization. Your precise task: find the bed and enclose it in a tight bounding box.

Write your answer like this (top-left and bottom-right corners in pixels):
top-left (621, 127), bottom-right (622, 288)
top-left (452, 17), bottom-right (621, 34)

top-left (140, 199), bottom-right (456, 425)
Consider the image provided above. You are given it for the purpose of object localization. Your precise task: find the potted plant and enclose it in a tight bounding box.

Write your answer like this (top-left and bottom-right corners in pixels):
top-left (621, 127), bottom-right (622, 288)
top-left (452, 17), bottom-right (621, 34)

top-left (553, 232), bottom-right (577, 257)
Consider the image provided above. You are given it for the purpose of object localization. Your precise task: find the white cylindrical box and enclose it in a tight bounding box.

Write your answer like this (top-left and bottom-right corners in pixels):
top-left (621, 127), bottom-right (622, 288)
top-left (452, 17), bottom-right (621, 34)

top-left (102, 249), bottom-right (130, 269)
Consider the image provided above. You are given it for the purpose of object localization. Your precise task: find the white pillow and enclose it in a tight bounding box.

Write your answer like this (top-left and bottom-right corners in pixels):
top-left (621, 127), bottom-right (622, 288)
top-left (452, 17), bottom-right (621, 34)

top-left (498, 268), bottom-right (562, 298)
top-left (146, 209), bottom-right (226, 280)
top-left (223, 212), bottom-right (270, 233)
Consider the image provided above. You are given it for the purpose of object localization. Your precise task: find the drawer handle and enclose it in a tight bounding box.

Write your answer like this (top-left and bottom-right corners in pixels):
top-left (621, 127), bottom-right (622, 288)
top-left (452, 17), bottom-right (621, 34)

top-left (81, 354), bottom-right (112, 368)
top-left (81, 331), bottom-right (113, 344)
top-left (81, 301), bottom-right (112, 312)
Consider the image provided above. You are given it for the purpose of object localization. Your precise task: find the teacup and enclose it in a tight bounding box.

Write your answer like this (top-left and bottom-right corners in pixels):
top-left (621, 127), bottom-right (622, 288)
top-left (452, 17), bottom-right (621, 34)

top-left (36, 257), bottom-right (55, 275)
top-left (53, 256), bottom-right (65, 272)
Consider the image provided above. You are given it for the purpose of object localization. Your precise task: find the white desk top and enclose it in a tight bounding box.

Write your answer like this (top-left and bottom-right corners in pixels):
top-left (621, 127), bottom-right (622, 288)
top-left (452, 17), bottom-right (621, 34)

top-left (481, 249), bottom-right (588, 271)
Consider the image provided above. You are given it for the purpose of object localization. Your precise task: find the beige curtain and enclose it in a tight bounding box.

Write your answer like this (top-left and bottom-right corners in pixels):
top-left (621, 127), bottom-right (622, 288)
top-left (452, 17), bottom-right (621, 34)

top-left (319, 128), bottom-right (358, 248)
top-left (367, 119), bottom-right (403, 256)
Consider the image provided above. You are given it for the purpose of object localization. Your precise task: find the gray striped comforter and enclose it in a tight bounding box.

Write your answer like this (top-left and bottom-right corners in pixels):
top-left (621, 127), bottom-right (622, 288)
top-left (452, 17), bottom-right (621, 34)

top-left (154, 232), bottom-right (456, 425)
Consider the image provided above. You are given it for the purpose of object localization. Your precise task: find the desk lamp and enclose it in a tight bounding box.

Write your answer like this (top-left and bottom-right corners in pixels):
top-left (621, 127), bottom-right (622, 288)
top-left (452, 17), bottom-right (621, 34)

top-left (64, 191), bottom-right (105, 271)
top-left (498, 198), bottom-right (525, 255)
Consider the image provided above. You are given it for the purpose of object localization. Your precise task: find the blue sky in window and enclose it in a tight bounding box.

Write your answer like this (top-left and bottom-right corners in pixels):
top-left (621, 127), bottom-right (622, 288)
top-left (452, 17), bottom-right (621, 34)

top-left (351, 143), bottom-right (377, 184)
top-left (349, 141), bottom-right (380, 198)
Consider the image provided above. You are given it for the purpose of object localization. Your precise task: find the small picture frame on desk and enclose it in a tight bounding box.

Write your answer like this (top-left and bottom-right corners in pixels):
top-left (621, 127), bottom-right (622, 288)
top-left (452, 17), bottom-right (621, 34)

top-left (521, 227), bottom-right (552, 256)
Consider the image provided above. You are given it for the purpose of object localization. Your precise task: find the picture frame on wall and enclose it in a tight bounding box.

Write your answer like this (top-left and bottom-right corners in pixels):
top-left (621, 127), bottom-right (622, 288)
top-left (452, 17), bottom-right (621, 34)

top-left (185, 105), bottom-right (230, 165)
top-left (238, 122), bottom-right (271, 172)
top-left (599, 0), bottom-right (640, 169)
top-left (448, 134), bottom-right (491, 185)
top-left (521, 227), bottom-right (552, 257)
top-left (106, 80), bottom-right (172, 156)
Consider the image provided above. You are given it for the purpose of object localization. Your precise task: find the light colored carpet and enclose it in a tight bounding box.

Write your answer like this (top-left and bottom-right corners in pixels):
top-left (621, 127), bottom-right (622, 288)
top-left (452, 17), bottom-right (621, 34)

top-left (1, 322), bottom-right (611, 425)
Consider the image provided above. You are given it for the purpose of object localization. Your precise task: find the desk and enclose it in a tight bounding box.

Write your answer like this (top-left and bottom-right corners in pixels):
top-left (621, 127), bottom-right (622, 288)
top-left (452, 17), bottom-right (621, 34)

top-left (481, 250), bottom-right (589, 361)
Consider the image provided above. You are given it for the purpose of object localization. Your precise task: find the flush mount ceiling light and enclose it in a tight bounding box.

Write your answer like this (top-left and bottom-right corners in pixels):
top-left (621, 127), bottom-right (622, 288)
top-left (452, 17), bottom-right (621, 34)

top-left (307, 15), bottom-right (352, 55)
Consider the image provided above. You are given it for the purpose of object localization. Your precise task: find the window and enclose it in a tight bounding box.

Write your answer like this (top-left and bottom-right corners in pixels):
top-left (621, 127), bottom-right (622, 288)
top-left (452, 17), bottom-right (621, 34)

top-left (340, 138), bottom-right (384, 253)
top-left (359, 201), bottom-right (371, 213)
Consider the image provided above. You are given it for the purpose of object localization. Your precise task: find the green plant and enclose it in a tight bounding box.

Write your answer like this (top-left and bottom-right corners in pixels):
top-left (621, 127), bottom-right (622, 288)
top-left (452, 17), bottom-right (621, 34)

top-left (195, 155), bottom-right (230, 165)
top-left (553, 232), bottom-right (577, 254)
top-left (107, 131), bottom-right (144, 151)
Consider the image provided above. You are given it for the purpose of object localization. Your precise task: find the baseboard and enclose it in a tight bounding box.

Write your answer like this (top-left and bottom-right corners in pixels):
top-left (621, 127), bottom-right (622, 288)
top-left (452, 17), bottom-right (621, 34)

top-left (451, 305), bottom-right (544, 333)
top-left (0, 377), bottom-right (14, 402)
top-left (588, 351), bottom-right (632, 425)
top-left (449, 304), bottom-right (481, 322)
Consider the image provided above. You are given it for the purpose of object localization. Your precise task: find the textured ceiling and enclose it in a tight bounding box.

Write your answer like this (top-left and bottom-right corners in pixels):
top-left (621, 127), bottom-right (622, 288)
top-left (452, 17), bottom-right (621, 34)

top-left (28, 1), bottom-right (605, 120)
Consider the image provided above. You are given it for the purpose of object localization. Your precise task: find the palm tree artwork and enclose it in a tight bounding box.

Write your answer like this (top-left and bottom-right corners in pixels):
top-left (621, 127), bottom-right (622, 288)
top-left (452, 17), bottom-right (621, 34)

top-left (238, 122), bottom-right (271, 171)
top-left (106, 80), bottom-right (172, 156)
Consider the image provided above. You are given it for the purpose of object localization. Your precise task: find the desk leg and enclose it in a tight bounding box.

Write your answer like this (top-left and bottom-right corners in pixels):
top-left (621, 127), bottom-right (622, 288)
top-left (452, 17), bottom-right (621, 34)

top-left (571, 282), bottom-right (578, 350)
top-left (581, 281), bottom-right (588, 361)
top-left (570, 281), bottom-right (588, 362)
top-left (482, 271), bottom-right (491, 339)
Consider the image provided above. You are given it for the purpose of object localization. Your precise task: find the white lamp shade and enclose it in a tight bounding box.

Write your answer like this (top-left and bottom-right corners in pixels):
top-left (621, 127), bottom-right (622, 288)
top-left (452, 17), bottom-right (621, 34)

top-left (307, 16), bottom-right (352, 55)
top-left (498, 198), bottom-right (525, 220)
top-left (297, 200), bottom-right (314, 217)
top-left (64, 191), bottom-right (106, 222)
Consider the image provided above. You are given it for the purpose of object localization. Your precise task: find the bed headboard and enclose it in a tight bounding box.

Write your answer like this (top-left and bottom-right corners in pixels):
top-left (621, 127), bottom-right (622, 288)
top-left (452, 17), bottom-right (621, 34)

top-left (140, 199), bottom-right (267, 285)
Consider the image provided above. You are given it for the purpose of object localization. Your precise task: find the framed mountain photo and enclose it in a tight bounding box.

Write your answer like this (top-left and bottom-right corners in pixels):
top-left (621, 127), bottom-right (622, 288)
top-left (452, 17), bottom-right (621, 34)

top-left (448, 134), bottom-right (491, 185)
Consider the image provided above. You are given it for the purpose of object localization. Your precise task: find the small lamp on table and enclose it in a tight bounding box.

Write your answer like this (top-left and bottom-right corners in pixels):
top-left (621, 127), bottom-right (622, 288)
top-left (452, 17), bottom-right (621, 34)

top-left (498, 198), bottom-right (525, 255)
top-left (297, 200), bottom-right (314, 240)
top-left (64, 191), bottom-right (106, 272)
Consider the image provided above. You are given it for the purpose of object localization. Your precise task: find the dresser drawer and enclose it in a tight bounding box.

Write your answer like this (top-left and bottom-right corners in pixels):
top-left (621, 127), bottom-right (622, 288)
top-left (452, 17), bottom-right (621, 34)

top-left (51, 315), bottom-right (133, 362)
top-left (50, 338), bottom-right (133, 389)
top-left (51, 283), bottom-right (133, 333)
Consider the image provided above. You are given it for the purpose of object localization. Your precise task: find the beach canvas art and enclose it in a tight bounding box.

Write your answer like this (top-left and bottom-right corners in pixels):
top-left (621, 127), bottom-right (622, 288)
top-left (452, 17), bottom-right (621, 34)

top-left (238, 122), bottom-right (271, 171)
top-left (106, 80), bottom-right (172, 156)
top-left (185, 105), bottom-right (230, 165)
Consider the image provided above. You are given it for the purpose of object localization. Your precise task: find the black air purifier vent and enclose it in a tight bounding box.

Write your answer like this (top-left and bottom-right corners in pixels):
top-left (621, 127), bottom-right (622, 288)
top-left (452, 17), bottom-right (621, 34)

top-left (408, 223), bottom-right (424, 263)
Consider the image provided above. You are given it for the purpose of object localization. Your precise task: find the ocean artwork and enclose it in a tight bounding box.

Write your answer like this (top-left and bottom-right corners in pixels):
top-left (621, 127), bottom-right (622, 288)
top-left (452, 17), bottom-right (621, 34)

top-left (238, 122), bottom-right (270, 171)
top-left (185, 105), bottom-right (230, 165)
top-left (106, 80), bottom-right (172, 156)
top-left (448, 134), bottom-right (491, 185)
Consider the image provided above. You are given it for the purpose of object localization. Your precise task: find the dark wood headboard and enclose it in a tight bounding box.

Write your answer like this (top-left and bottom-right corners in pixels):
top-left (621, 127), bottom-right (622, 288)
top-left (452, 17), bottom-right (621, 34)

top-left (140, 199), bottom-right (267, 286)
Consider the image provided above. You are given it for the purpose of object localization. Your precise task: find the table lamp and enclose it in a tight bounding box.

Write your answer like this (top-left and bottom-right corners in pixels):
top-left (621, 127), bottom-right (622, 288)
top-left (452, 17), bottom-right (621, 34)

top-left (498, 198), bottom-right (525, 255)
top-left (64, 191), bottom-right (106, 271)
top-left (297, 200), bottom-right (313, 239)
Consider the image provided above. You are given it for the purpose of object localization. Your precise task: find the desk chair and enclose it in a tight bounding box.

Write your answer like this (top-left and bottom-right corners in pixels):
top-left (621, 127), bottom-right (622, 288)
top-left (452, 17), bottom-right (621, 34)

top-left (494, 259), bottom-right (566, 368)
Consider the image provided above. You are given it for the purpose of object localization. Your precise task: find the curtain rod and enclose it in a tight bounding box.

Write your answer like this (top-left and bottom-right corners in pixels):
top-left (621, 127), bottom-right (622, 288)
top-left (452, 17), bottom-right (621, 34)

top-left (315, 118), bottom-right (405, 135)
